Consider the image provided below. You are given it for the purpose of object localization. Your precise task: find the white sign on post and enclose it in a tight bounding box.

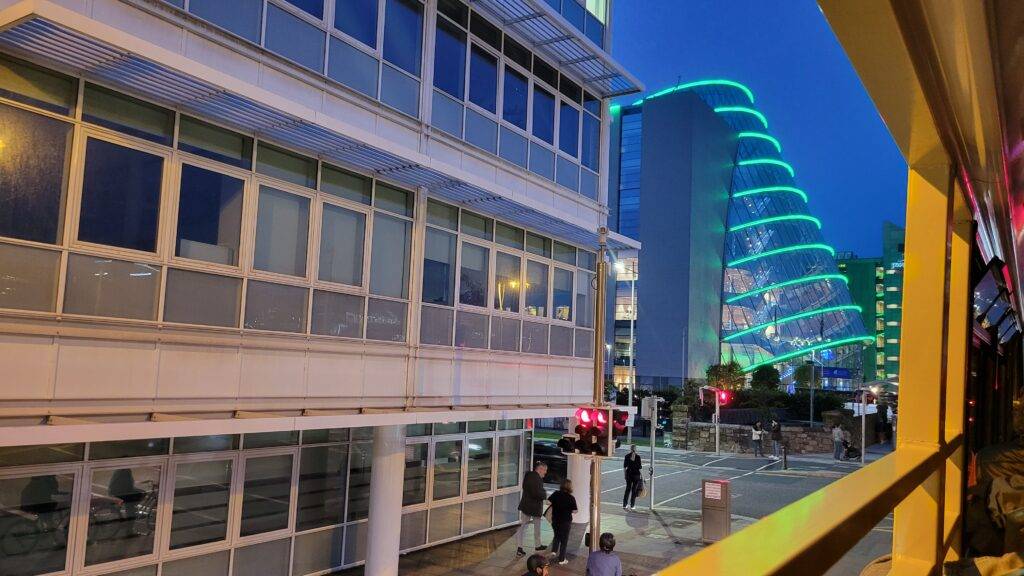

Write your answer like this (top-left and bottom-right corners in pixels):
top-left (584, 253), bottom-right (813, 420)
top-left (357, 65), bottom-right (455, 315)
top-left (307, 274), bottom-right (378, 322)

top-left (704, 481), bottom-right (722, 500)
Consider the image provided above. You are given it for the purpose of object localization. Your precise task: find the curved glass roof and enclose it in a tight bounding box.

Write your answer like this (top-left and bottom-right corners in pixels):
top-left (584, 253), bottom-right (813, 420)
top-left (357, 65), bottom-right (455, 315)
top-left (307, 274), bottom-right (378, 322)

top-left (626, 80), bottom-right (872, 372)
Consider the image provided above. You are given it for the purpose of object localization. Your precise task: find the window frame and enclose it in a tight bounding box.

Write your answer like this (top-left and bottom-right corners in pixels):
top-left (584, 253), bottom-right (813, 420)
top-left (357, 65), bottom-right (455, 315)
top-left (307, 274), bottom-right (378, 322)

top-left (159, 451), bottom-right (241, 560)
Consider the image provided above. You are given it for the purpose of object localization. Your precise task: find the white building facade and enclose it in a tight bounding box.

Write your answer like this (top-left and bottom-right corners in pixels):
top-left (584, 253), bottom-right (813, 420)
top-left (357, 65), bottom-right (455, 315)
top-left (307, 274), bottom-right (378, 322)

top-left (0, 0), bottom-right (639, 574)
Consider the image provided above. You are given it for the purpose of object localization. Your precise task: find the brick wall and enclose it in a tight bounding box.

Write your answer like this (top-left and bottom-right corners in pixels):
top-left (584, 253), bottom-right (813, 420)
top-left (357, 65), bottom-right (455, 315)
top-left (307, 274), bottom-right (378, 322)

top-left (671, 409), bottom-right (878, 455)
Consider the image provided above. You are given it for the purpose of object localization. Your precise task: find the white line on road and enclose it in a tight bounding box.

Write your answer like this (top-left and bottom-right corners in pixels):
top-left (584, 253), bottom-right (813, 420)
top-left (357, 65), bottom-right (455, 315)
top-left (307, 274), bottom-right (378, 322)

top-left (701, 456), bottom-right (731, 467)
top-left (654, 461), bottom-right (778, 507)
top-left (600, 468), bottom-right (690, 493)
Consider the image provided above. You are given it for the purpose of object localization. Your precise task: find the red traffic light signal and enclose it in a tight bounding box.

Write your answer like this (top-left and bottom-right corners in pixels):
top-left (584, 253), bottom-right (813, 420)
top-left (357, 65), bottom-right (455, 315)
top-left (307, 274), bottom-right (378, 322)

top-left (718, 390), bottom-right (731, 406)
top-left (572, 406), bottom-right (612, 457)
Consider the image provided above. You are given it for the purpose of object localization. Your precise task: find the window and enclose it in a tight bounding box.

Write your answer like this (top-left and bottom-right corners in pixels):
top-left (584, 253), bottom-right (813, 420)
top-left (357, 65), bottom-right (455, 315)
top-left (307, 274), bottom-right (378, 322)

top-left (163, 269), bottom-right (241, 327)
top-left (521, 321), bottom-right (548, 354)
top-left (420, 305), bottom-right (454, 345)
top-left (241, 455), bottom-right (293, 536)
top-left (433, 440), bottom-right (462, 500)
top-left (365, 298), bottom-right (407, 341)
top-left (468, 46), bottom-right (497, 113)
top-left (574, 328), bottom-right (593, 357)
top-left (283, 0), bottom-right (323, 19)
top-left (178, 116), bottom-right (253, 169)
top-left (0, 243), bottom-right (59, 313)
top-left (64, 255), bottom-right (160, 320)
top-left (467, 437), bottom-right (492, 493)
top-left (438, 0), bottom-right (468, 25)
top-left (244, 431), bottom-right (299, 449)
top-left (525, 260), bottom-right (548, 317)
top-left (383, 0), bottom-right (423, 76)
top-left (85, 465), bottom-right (161, 565)
top-left (559, 75), bottom-right (582, 102)
top-left (243, 280), bottom-right (308, 333)
top-left (82, 84), bottom-right (173, 145)
top-left (0, 103), bottom-right (72, 244)
top-left (423, 228), bottom-right (457, 306)
top-left (496, 435), bottom-right (521, 488)
top-left (553, 268), bottom-right (573, 321)
top-left (434, 19), bottom-right (466, 99)
top-left (494, 252), bottom-right (521, 312)
top-left (404, 443), bottom-right (428, 505)
top-left (311, 290), bottom-right (364, 337)
top-left (321, 164), bottom-right (372, 205)
top-left (559, 102), bottom-right (579, 156)
top-left (381, 62), bottom-right (421, 117)
top-left (576, 271), bottom-right (594, 327)
top-left (434, 422), bottom-right (464, 435)
top-left (79, 139), bottom-right (163, 252)
top-left (427, 199), bottom-right (459, 230)
top-left (0, 54), bottom-right (77, 114)
top-left (533, 57), bottom-right (557, 87)
top-left (428, 503), bottom-right (461, 542)
top-left (369, 213), bottom-right (412, 298)
top-left (532, 87), bottom-right (555, 144)
top-left (459, 243), bottom-right (489, 307)
top-left (318, 204), bottom-right (365, 285)
top-left (495, 222), bottom-right (524, 250)
top-left (328, 37), bottom-right (379, 98)
top-left (374, 183), bottom-right (414, 217)
top-left (455, 310), bottom-right (488, 348)
top-left (233, 539), bottom-right (290, 576)
top-left (297, 444), bottom-right (348, 530)
top-left (256, 144), bottom-right (317, 188)
top-left (190, 0), bottom-right (262, 42)
top-left (550, 324), bottom-right (573, 356)
top-left (490, 316), bottom-right (519, 351)
top-left (90, 439), bottom-right (169, 459)
top-left (0, 474), bottom-right (74, 575)
top-left (581, 113), bottom-right (600, 170)
top-left (170, 460), bottom-right (232, 549)
top-left (175, 164), bottom-right (244, 266)
top-left (502, 68), bottom-right (528, 130)
top-left (554, 241), bottom-right (576, 265)
top-left (174, 435), bottom-right (238, 453)
top-left (464, 498), bottom-right (491, 533)
top-left (265, 4), bottom-right (327, 72)
top-left (470, 12), bottom-right (500, 49)
top-left (335, 0), bottom-right (378, 47)
top-left (253, 186), bottom-right (310, 277)
top-left (526, 232), bottom-right (551, 257)
top-left (347, 442), bottom-right (372, 521)
top-left (461, 211), bottom-right (492, 240)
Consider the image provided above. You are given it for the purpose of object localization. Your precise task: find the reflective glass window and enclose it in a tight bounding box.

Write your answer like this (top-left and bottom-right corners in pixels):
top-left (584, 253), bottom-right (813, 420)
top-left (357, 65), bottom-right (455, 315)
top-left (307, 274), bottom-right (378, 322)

top-left (374, 183), bottom-right (414, 216)
top-left (553, 268), bottom-right (573, 321)
top-left (79, 139), bottom-right (163, 252)
top-left (465, 108), bottom-right (497, 153)
top-left (525, 260), bottom-right (548, 317)
top-left (243, 280), bottom-right (308, 333)
top-left (423, 227), bottom-right (457, 306)
top-left (0, 443), bottom-right (83, 467)
top-left (335, 0), bottom-right (378, 47)
top-left (0, 103), bottom-right (72, 244)
top-left (321, 164), bottom-right (372, 205)
top-left (428, 503), bottom-right (460, 542)
top-left (434, 422), bottom-right (465, 435)
top-left (532, 57), bottom-right (557, 88)
top-left (0, 243), bottom-right (59, 312)
top-left (495, 222), bottom-right (524, 250)
top-left (190, 0), bottom-right (262, 42)
top-left (283, 0), bottom-right (323, 18)
top-left (243, 431), bottom-right (299, 449)
top-left (240, 455), bottom-right (293, 536)
top-left (82, 84), bottom-right (173, 145)
top-left (526, 232), bottom-right (550, 257)
top-left (455, 310), bottom-right (488, 348)
top-left (559, 102), bottom-right (579, 157)
top-left (64, 255), bottom-right (160, 320)
top-left (460, 211), bottom-right (492, 240)
top-left (553, 241), bottom-right (576, 265)
top-left (170, 460), bottom-right (231, 549)
top-left (432, 90), bottom-right (463, 136)
top-left (420, 305), bottom-right (454, 345)
top-left (297, 444), bottom-right (348, 530)
top-left (469, 12), bottom-right (500, 49)
top-left (163, 269), bottom-right (241, 327)
top-left (175, 164), bottom-right (243, 266)
top-left (383, 0), bottom-right (423, 76)
top-left (173, 435), bottom-right (238, 453)
top-left (318, 203), bottom-right (365, 285)
top-left (85, 466), bottom-right (161, 565)
top-left (302, 428), bottom-right (349, 444)
top-left (265, 4), bottom-right (326, 72)
top-left (347, 442), bottom-right (372, 521)
top-left (550, 324), bottom-right (573, 356)
top-left (502, 36), bottom-right (531, 70)
top-left (328, 38), bottom-right (379, 98)
top-left (528, 141), bottom-right (554, 179)
top-left (0, 474), bottom-right (74, 576)
top-left (467, 437), bottom-right (492, 494)
top-left (253, 186), bottom-right (310, 277)
top-left (432, 440), bottom-right (462, 500)
top-left (496, 435), bottom-right (521, 488)
top-left (581, 112), bottom-right (600, 171)
top-left (583, 91), bottom-right (600, 116)
top-left (427, 199), bottom-right (459, 230)
top-left (521, 320), bottom-right (548, 354)
top-left (459, 243), bottom-right (489, 307)
top-left (556, 156), bottom-right (579, 191)
top-left (232, 538), bottom-right (290, 576)
top-left (380, 65), bottom-right (420, 117)
top-left (403, 443), bottom-right (428, 505)
top-left (369, 213), bottom-right (412, 298)
top-left (0, 54), bottom-right (76, 114)
top-left (433, 19), bottom-right (466, 99)
top-left (178, 116), bottom-right (253, 169)
top-left (502, 68), bottom-right (528, 130)
top-left (575, 271), bottom-right (594, 327)
top-left (438, 0), bottom-right (468, 25)
top-left (468, 45), bottom-right (497, 113)
top-left (575, 327), bottom-right (593, 357)
top-left (494, 252), bottom-right (521, 312)
top-left (401, 510), bottom-right (427, 550)
top-left (463, 498), bottom-right (491, 533)
top-left (365, 297), bottom-right (407, 341)
top-left (559, 75), bottom-right (582, 102)
top-left (89, 439), bottom-right (169, 460)
top-left (489, 316), bottom-right (519, 351)
top-left (256, 144), bottom-right (316, 189)
top-left (311, 290), bottom-right (364, 338)
top-left (499, 126), bottom-right (528, 167)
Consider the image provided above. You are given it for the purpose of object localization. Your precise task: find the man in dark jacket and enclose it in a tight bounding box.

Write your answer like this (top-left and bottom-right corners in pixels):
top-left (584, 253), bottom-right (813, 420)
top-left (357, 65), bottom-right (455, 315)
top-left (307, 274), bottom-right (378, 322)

top-left (623, 445), bottom-right (643, 510)
top-left (516, 461), bottom-right (548, 557)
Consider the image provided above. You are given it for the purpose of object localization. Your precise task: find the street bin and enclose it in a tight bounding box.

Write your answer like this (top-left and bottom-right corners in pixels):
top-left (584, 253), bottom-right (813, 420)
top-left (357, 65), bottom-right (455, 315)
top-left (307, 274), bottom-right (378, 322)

top-left (701, 479), bottom-right (731, 544)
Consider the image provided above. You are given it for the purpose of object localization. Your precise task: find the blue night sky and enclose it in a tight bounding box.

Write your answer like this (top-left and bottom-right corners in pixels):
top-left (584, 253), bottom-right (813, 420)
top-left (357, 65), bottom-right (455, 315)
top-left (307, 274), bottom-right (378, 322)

top-left (610, 0), bottom-right (907, 257)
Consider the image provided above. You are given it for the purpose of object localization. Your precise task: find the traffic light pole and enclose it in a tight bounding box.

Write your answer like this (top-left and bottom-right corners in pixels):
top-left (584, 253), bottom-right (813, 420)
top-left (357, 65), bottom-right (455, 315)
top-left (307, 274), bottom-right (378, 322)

top-left (589, 228), bottom-right (608, 551)
top-left (715, 390), bottom-right (721, 456)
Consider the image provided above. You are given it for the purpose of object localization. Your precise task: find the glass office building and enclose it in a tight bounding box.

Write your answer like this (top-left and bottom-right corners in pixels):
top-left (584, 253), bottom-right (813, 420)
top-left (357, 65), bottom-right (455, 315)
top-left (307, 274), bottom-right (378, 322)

top-left (0, 0), bottom-right (640, 574)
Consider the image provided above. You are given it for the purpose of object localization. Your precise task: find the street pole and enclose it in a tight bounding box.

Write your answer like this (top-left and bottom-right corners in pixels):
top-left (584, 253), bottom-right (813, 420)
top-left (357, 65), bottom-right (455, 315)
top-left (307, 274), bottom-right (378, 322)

top-left (860, 388), bottom-right (867, 465)
top-left (626, 266), bottom-right (636, 445)
top-left (809, 352), bottom-right (816, 428)
top-left (649, 396), bottom-right (658, 511)
top-left (589, 228), bottom-right (608, 551)
top-left (715, 390), bottom-right (721, 456)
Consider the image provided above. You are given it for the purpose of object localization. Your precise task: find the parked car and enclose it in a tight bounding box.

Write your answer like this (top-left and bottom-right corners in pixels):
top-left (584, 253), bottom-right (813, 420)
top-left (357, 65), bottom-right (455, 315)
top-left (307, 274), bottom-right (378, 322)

top-left (532, 440), bottom-right (567, 484)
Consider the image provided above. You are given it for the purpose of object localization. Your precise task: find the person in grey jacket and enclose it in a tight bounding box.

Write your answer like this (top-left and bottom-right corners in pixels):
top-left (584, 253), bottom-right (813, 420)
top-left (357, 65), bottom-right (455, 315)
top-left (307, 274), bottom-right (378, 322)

top-left (516, 461), bottom-right (548, 557)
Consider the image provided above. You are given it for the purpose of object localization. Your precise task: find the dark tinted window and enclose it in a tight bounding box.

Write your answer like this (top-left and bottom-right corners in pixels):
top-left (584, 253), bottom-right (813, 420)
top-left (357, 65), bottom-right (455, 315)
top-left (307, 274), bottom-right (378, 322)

top-left (175, 165), bottom-right (244, 266)
top-left (82, 84), bottom-right (174, 145)
top-left (335, 0), bottom-right (378, 47)
top-left (190, 0), bottom-right (263, 42)
top-left (383, 0), bottom-right (423, 76)
top-left (559, 75), bottom-right (581, 102)
top-left (0, 54), bottom-right (76, 115)
top-left (265, 4), bottom-right (327, 71)
top-left (282, 0), bottom-right (323, 18)
top-left (79, 139), bottom-right (163, 252)
top-left (532, 87), bottom-right (555, 144)
top-left (468, 45), bottom-right (497, 113)
top-left (532, 57), bottom-right (557, 87)
top-left (469, 12), bottom-right (500, 50)
top-left (503, 68), bottom-right (528, 130)
top-left (581, 113), bottom-right (600, 170)
top-left (502, 36), bottom-right (531, 70)
top-left (558, 102), bottom-right (579, 157)
top-left (437, 0), bottom-right (468, 26)
top-left (177, 116), bottom-right (253, 169)
top-left (583, 91), bottom-right (600, 116)
top-left (433, 19), bottom-right (466, 99)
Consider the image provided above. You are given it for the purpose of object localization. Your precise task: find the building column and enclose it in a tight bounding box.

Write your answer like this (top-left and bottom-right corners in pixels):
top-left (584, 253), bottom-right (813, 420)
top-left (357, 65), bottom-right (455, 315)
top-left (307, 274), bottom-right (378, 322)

top-left (567, 454), bottom-right (591, 525)
top-left (365, 425), bottom-right (405, 576)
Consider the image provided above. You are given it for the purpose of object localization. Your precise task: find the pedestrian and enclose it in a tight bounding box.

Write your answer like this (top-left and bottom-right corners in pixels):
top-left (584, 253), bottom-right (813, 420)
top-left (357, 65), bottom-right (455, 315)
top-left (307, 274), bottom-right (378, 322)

top-left (751, 421), bottom-right (764, 457)
top-left (832, 423), bottom-right (844, 461)
top-left (516, 461), bottom-right (549, 557)
top-left (586, 532), bottom-right (623, 576)
top-left (523, 553), bottom-right (550, 576)
top-left (770, 419), bottom-right (783, 460)
top-left (622, 445), bottom-right (643, 510)
top-left (547, 479), bottom-right (578, 565)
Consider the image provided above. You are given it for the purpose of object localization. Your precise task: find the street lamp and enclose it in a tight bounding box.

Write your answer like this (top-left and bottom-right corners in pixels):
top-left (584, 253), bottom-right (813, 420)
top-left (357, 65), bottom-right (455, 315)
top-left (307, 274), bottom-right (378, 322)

top-left (614, 259), bottom-right (637, 444)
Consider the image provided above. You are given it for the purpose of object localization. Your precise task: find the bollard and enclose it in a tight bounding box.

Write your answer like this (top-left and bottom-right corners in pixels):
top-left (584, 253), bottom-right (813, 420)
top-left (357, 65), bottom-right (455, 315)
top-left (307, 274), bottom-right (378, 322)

top-left (782, 445), bottom-right (788, 470)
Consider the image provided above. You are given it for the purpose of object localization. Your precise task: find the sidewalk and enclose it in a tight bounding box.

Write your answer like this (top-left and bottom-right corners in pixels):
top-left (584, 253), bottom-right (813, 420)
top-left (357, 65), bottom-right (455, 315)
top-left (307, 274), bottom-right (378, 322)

top-left (338, 507), bottom-right (754, 575)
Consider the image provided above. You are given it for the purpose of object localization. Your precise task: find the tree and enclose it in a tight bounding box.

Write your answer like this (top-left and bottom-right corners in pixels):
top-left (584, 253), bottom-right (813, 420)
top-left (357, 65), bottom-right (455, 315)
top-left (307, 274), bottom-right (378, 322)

top-left (750, 365), bottom-right (781, 392)
top-left (793, 363), bottom-right (822, 389)
top-left (705, 361), bottom-right (745, 390)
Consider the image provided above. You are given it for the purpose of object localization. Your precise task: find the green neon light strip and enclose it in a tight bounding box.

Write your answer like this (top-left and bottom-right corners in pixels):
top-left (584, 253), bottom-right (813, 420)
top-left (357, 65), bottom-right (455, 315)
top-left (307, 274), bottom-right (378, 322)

top-left (609, 103), bottom-right (621, 115)
top-left (728, 243), bottom-right (836, 267)
top-left (714, 106), bottom-right (768, 129)
top-left (738, 158), bottom-right (795, 178)
top-left (730, 214), bottom-right (821, 232)
top-left (725, 273), bottom-right (848, 304)
top-left (723, 305), bottom-right (863, 342)
top-left (733, 186), bottom-right (808, 202)
top-left (740, 335), bottom-right (876, 373)
top-left (738, 131), bottom-right (781, 153)
top-left (631, 79), bottom-right (756, 106)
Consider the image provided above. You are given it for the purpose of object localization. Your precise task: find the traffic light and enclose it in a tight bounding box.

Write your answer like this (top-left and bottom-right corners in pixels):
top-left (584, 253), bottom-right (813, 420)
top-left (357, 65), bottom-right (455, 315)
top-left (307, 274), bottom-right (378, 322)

top-left (611, 409), bottom-right (630, 450)
top-left (718, 390), bottom-right (732, 406)
top-left (570, 406), bottom-right (613, 456)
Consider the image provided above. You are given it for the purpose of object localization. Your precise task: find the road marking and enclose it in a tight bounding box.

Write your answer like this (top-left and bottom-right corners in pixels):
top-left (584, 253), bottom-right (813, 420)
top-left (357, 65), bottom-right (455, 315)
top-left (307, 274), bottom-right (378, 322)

top-left (599, 468), bottom-right (691, 493)
top-left (701, 456), bottom-right (731, 467)
top-left (654, 461), bottom-right (777, 507)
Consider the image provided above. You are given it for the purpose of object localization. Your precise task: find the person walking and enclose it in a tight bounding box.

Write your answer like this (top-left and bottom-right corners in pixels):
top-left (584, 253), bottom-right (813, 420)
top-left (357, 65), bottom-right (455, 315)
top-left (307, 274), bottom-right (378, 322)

top-left (586, 532), bottom-right (623, 576)
top-left (622, 445), bottom-right (643, 510)
top-left (832, 423), bottom-right (844, 461)
top-left (547, 479), bottom-right (577, 565)
top-left (522, 553), bottom-right (550, 576)
top-left (751, 421), bottom-right (764, 457)
top-left (516, 461), bottom-right (548, 557)
top-left (770, 419), bottom-right (783, 460)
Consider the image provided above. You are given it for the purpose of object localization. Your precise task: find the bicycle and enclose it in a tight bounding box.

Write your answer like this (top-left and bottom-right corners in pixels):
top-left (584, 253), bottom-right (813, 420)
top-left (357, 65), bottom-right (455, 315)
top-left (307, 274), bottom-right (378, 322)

top-left (0, 503), bottom-right (71, 557)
